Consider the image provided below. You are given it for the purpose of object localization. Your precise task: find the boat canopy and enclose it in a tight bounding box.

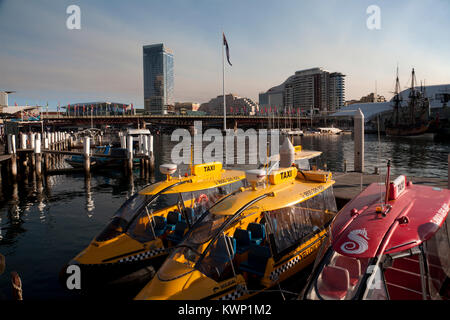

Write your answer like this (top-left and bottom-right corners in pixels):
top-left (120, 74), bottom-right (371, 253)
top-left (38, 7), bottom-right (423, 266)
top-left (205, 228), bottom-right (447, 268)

top-left (210, 167), bottom-right (334, 216)
top-left (331, 179), bottom-right (450, 258)
top-left (156, 168), bottom-right (336, 283)
top-left (140, 163), bottom-right (245, 195)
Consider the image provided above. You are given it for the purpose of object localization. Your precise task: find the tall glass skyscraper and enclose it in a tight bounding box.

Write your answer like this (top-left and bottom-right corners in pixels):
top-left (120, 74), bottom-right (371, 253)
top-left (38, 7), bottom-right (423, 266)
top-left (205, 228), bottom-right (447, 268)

top-left (143, 44), bottom-right (174, 114)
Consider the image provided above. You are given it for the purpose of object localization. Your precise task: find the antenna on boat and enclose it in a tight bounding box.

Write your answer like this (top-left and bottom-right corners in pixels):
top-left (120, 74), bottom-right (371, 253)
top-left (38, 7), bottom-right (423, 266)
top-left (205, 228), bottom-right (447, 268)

top-left (384, 160), bottom-right (391, 205)
top-left (377, 159), bottom-right (392, 216)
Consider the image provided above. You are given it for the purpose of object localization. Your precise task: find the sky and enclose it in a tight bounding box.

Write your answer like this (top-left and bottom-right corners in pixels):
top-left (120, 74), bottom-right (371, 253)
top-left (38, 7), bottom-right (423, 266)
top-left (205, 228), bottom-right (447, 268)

top-left (0, 0), bottom-right (449, 109)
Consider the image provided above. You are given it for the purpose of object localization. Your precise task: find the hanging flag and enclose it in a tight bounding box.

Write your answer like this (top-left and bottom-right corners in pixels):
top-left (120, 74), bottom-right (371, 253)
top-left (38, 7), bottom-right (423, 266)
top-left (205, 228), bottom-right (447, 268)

top-left (223, 33), bottom-right (232, 66)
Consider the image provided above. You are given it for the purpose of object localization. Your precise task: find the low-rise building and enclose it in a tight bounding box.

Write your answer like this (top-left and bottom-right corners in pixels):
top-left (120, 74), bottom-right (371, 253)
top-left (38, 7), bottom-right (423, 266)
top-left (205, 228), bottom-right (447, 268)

top-left (199, 94), bottom-right (259, 115)
top-left (174, 102), bottom-right (200, 114)
top-left (63, 102), bottom-right (135, 116)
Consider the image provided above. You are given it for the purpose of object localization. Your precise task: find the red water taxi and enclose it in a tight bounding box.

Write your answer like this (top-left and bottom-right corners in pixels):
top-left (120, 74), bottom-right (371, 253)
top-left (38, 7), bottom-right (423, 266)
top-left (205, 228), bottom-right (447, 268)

top-left (302, 164), bottom-right (450, 300)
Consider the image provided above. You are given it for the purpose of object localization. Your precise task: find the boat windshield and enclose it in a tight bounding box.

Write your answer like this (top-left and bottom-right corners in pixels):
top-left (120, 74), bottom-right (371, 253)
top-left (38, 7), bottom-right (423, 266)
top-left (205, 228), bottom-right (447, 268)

top-left (157, 212), bottom-right (231, 281)
top-left (306, 246), bottom-right (374, 300)
top-left (95, 193), bottom-right (152, 242)
top-left (159, 193), bottom-right (266, 282)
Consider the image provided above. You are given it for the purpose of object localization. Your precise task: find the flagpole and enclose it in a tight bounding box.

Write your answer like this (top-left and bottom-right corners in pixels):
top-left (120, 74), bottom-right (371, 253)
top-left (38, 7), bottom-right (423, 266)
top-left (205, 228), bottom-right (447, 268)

top-left (222, 33), bottom-right (226, 132)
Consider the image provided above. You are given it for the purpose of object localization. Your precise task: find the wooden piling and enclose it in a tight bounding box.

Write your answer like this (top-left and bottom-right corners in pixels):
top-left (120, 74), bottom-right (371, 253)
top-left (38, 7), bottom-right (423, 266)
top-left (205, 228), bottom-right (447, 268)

top-left (127, 135), bottom-right (133, 173)
top-left (84, 137), bottom-right (91, 175)
top-left (30, 133), bottom-right (36, 168)
top-left (120, 135), bottom-right (126, 149)
top-left (35, 136), bottom-right (42, 179)
top-left (149, 135), bottom-right (155, 173)
top-left (69, 135), bottom-right (73, 150)
top-left (354, 108), bottom-right (364, 172)
top-left (44, 136), bottom-right (50, 172)
top-left (8, 134), bottom-right (17, 180)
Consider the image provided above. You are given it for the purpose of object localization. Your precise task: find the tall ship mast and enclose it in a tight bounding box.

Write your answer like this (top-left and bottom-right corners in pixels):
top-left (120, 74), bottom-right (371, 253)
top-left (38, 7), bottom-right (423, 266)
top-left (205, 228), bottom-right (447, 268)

top-left (385, 68), bottom-right (431, 136)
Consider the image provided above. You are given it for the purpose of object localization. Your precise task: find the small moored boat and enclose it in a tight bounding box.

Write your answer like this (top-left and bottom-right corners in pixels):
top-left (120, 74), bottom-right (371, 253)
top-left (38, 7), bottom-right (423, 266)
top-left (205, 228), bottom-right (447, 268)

top-left (302, 162), bottom-right (450, 300)
top-left (135, 149), bottom-right (338, 300)
top-left (61, 162), bottom-right (246, 294)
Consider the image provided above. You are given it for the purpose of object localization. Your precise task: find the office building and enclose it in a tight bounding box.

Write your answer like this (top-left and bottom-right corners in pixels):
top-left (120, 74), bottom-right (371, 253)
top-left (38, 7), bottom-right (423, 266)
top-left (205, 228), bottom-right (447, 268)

top-left (143, 44), bottom-right (174, 114)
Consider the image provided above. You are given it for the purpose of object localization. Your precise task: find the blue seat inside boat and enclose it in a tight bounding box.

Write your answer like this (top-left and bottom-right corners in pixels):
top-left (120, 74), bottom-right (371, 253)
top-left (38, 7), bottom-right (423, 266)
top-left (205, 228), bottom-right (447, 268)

top-left (152, 216), bottom-right (167, 237)
top-left (166, 211), bottom-right (181, 231)
top-left (167, 221), bottom-right (188, 244)
top-left (233, 228), bottom-right (252, 254)
top-left (210, 235), bottom-right (236, 264)
top-left (239, 245), bottom-right (272, 277)
top-left (247, 223), bottom-right (266, 245)
top-left (182, 207), bottom-right (195, 224)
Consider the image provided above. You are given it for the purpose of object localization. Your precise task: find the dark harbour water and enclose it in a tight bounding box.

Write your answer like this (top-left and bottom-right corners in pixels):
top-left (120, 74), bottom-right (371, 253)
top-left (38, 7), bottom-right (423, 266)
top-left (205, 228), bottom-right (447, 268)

top-left (0, 133), bottom-right (448, 300)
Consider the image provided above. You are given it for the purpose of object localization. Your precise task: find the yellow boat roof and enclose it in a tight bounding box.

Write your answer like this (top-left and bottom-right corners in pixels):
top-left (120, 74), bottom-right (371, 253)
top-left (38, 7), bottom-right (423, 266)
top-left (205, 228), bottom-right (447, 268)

top-left (139, 166), bottom-right (245, 195)
top-left (210, 170), bottom-right (334, 215)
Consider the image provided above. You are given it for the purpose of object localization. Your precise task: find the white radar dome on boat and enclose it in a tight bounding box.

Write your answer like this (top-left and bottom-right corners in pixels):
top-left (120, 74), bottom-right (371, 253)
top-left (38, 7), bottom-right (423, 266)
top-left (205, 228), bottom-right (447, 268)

top-left (246, 169), bottom-right (267, 185)
top-left (160, 164), bottom-right (177, 176)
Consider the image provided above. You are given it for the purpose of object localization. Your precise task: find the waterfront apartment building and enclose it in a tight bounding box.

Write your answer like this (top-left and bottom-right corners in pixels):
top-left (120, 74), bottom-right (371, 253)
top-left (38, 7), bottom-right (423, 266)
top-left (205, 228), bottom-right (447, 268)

top-left (143, 44), bottom-right (174, 115)
top-left (259, 67), bottom-right (345, 114)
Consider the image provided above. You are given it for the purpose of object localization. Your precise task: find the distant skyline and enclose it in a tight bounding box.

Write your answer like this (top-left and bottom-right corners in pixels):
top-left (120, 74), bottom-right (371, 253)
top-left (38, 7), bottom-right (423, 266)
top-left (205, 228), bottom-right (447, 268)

top-left (1, 0), bottom-right (449, 109)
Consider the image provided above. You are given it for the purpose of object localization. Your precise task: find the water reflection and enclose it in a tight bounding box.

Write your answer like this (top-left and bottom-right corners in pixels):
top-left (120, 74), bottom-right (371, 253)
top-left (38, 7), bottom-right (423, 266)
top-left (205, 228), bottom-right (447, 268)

top-left (85, 174), bottom-right (95, 217)
top-left (0, 133), bottom-right (448, 299)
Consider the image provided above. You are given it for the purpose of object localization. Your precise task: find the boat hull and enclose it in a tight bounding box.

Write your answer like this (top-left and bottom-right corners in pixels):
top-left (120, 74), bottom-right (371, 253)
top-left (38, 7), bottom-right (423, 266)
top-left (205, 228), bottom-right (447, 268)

top-left (385, 123), bottom-right (430, 137)
top-left (59, 252), bottom-right (169, 298)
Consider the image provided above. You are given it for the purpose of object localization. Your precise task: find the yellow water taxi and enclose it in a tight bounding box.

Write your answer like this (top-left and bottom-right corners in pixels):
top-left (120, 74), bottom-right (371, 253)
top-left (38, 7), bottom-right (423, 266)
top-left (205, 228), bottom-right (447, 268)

top-left (62, 162), bottom-right (246, 292)
top-left (135, 160), bottom-right (337, 300)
